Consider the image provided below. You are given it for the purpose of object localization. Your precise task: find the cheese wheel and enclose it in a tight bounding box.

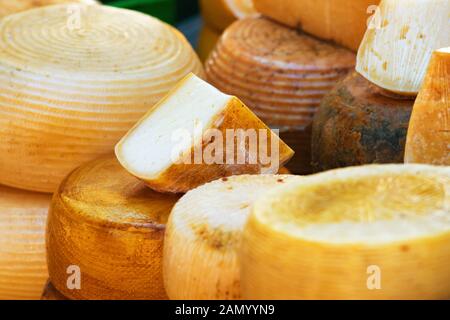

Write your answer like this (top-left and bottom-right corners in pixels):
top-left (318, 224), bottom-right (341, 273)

top-left (200, 0), bottom-right (258, 32)
top-left (205, 17), bottom-right (355, 174)
top-left (41, 281), bottom-right (67, 300)
top-left (115, 73), bottom-right (294, 194)
top-left (197, 25), bottom-right (221, 62)
top-left (0, 0), bottom-right (98, 18)
top-left (312, 72), bottom-right (414, 172)
top-left (405, 48), bottom-right (450, 165)
top-left (0, 4), bottom-right (204, 193)
top-left (356, 0), bottom-right (449, 95)
top-left (253, 0), bottom-right (378, 52)
top-left (241, 164), bottom-right (450, 300)
top-left (163, 174), bottom-right (298, 300)
top-left (46, 155), bottom-right (181, 300)
top-left (0, 186), bottom-right (51, 300)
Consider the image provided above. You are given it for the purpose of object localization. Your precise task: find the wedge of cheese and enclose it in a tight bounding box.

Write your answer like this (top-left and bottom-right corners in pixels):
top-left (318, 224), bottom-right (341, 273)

top-left (200, 0), bottom-right (258, 32)
top-left (312, 71), bottom-right (414, 172)
top-left (0, 186), bottom-right (51, 300)
top-left (0, 4), bottom-right (203, 193)
top-left (0, 0), bottom-right (98, 18)
top-left (163, 174), bottom-right (298, 300)
top-left (253, 0), bottom-right (378, 51)
top-left (356, 0), bottom-right (449, 95)
top-left (115, 73), bottom-right (294, 194)
top-left (405, 48), bottom-right (450, 165)
top-left (47, 155), bottom-right (180, 300)
top-left (241, 164), bottom-right (450, 300)
top-left (41, 281), bottom-right (67, 300)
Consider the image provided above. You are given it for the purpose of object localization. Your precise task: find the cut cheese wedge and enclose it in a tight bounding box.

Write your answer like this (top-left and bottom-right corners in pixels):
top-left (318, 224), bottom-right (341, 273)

top-left (253, 0), bottom-right (378, 51)
top-left (0, 0), bottom-right (98, 18)
top-left (115, 73), bottom-right (294, 194)
top-left (41, 281), bottom-right (67, 300)
top-left (356, 0), bottom-right (449, 95)
top-left (312, 71), bottom-right (414, 172)
top-left (241, 164), bottom-right (450, 300)
top-left (200, 0), bottom-right (258, 32)
top-left (47, 155), bottom-right (180, 300)
top-left (0, 186), bottom-right (51, 300)
top-left (405, 48), bottom-right (450, 165)
top-left (163, 174), bottom-right (299, 300)
top-left (198, 25), bottom-right (221, 62)
top-left (0, 4), bottom-right (203, 193)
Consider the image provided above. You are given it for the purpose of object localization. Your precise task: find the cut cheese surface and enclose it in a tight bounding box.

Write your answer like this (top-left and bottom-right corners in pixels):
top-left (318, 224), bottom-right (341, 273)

top-left (0, 186), bottom-right (51, 300)
top-left (405, 48), bottom-right (450, 165)
top-left (200, 0), bottom-right (258, 32)
top-left (0, 4), bottom-right (203, 193)
top-left (163, 174), bottom-right (298, 300)
top-left (253, 0), bottom-right (378, 51)
top-left (0, 0), bottom-right (98, 18)
top-left (356, 0), bottom-right (449, 95)
top-left (47, 155), bottom-right (180, 300)
top-left (241, 164), bottom-right (450, 300)
top-left (312, 71), bottom-right (414, 172)
top-left (115, 73), bottom-right (294, 193)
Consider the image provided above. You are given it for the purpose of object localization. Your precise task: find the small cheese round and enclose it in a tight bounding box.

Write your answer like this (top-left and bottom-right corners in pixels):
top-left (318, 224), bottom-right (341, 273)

top-left (0, 186), bottom-right (51, 300)
top-left (312, 72), bottom-right (414, 172)
top-left (241, 164), bottom-right (450, 300)
top-left (47, 155), bottom-right (181, 300)
top-left (0, 4), bottom-right (203, 193)
top-left (163, 174), bottom-right (298, 300)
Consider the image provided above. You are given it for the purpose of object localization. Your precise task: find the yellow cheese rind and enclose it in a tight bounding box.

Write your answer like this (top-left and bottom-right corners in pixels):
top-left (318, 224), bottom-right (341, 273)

top-left (0, 186), bottom-right (51, 300)
top-left (163, 174), bottom-right (299, 300)
top-left (356, 0), bottom-right (449, 95)
top-left (47, 155), bottom-right (180, 300)
top-left (241, 164), bottom-right (450, 300)
top-left (253, 0), bottom-right (377, 51)
top-left (0, 4), bottom-right (204, 193)
top-left (405, 48), bottom-right (450, 165)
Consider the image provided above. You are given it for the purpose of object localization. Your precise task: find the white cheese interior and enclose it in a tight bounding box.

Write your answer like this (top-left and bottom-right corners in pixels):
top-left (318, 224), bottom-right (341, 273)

top-left (117, 74), bottom-right (231, 178)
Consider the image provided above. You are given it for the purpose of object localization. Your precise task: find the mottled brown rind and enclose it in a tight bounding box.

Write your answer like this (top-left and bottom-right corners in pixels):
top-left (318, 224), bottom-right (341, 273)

top-left (312, 72), bottom-right (414, 172)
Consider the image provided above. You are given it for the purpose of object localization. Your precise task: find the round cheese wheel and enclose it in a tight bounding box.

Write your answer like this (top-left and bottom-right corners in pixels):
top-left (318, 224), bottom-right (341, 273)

top-left (163, 174), bottom-right (298, 300)
top-left (197, 25), bottom-right (221, 62)
top-left (0, 0), bottom-right (98, 18)
top-left (200, 0), bottom-right (258, 32)
top-left (41, 280), bottom-right (68, 300)
top-left (0, 186), bottom-right (51, 300)
top-left (0, 4), bottom-right (204, 193)
top-left (312, 72), bottom-right (414, 172)
top-left (47, 155), bottom-right (181, 300)
top-left (205, 17), bottom-right (355, 174)
top-left (241, 164), bottom-right (450, 300)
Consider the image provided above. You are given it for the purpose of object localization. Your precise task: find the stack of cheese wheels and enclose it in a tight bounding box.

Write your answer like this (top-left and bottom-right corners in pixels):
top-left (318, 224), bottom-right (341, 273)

top-left (311, 72), bottom-right (414, 172)
top-left (163, 174), bottom-right (298, 300)
top-left (46, 155), bottom-right (181, 300)
top-left (41, 281), bottom-right (67, 300)
top-left (405, 48), bottom-right (450, 165)
top-left (205, 17), bottom-right (355, 174)
top-left (241, 164), bottom-right (450, 300)
top-left (0, 186), bottom-right (51, 300)
top-left (0, 0), bottom-right (99, 18)
top-left (0, 4), bottom-right (203, 193)
top-left (198, 0), bottom-right (258, 61)
top-left (356, 0), bottom-right (449, 95)
top-left (253, 0), bottom-right (379, 52)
